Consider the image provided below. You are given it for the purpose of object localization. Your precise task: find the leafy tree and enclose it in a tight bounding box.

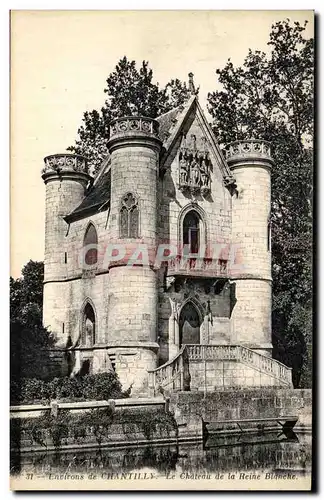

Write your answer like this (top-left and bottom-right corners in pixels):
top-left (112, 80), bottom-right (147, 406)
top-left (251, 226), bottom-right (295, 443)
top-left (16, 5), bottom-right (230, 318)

top-left (11, 260), bottom-right (44, 324)
top-left (10, 260), bottom-right (55, 382)
top-left (207, 19), bottom-right (313, 387)
top-left (68, 56), bottom-right (191, 173)
top-left (164, 78), bottom-right (192, 110)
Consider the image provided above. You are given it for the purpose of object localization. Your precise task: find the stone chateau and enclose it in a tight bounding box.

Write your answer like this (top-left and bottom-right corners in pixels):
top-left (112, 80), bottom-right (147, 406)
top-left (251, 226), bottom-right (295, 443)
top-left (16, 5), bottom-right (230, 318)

top-left (42, 76), bottom-right (293, 396)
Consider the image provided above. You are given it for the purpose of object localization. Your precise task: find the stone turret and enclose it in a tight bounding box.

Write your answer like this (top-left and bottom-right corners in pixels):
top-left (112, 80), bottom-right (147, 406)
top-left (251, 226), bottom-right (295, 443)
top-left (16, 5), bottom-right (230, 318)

top-left (106, 117), bottom-right (162, 394)
top-left (42, 153), bottom-right (92, 344)
top-left (226, 140), bottom-right (273, 357)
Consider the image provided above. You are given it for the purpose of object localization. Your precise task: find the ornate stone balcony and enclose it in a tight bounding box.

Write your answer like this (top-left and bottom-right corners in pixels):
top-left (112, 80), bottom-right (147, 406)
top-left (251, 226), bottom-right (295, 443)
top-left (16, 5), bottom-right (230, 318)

top-left (225, 140), bottom-right (273, 166)
top-left (109, 116), bottom-right (160, 139)
top-left (42, 153), bottom-right (89, 175)
top-left (167, 256), bottom-right (228, 279)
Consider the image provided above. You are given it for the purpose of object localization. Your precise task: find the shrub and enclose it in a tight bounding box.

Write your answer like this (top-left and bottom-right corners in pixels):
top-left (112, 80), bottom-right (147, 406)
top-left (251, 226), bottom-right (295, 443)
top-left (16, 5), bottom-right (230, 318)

top-left (10, 371), bottom-right (125, 405)
top-left (42, 410), bottom-right (70, 449)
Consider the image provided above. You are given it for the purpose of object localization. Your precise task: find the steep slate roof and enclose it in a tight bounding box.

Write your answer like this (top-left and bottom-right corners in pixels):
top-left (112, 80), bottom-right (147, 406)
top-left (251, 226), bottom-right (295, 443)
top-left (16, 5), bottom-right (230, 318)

top-left (156, 106), bottom-right (182, 143)
top-left (64, 169), bottom-right (111, 222)
top-left (65, 95), bottom-right (235, 222)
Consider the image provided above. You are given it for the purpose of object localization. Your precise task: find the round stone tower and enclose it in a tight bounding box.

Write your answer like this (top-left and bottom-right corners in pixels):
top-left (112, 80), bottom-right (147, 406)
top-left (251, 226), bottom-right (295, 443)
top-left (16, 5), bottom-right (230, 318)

top-left (107, 117), bottom-right (162, 394)
top-left (226, 140), bottom-right (273, 357)
top-left (42, 153), bottom-right (91, 345)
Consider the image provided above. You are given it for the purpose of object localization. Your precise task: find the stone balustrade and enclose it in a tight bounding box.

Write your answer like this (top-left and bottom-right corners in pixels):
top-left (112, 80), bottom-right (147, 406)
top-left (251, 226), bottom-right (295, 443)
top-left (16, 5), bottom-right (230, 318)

top-left (186, 344), bottom-right (292, 386)
top-left (42, 153), bottom-right (89, 175)
top-left (10, 397), bottom-right (166, 420)
top-left (225, 140), bottom-right (273, 165)
top-left (187, 344), bottom-right (238, 361)
top-left (109, 116), bottom-right (160, 139)
top-left (148, 345), bottom-right (190, 396)
top-left (148, 343), bottom-right (292, 395)
top-left (167, 256), bottom-right (228, 278)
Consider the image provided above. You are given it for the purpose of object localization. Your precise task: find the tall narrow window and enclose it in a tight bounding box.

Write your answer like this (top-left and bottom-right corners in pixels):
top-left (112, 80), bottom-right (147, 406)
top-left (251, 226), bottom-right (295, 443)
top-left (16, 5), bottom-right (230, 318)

top-left (82, 302), bottom-right (96, 346)
top-left (267, 217), bottom-right (271, 252)
top-left (120, 193), bottom-right (139, 238)
top-left (183, 211), bottom-right (200, 254)
top-left (83, 223), bottom-right (98, 265)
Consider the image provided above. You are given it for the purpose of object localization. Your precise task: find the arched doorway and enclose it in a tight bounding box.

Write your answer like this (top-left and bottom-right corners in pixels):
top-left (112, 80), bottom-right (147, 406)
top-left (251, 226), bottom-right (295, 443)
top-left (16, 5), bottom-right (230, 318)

top-left (179, 301), bottom-right (202, 345)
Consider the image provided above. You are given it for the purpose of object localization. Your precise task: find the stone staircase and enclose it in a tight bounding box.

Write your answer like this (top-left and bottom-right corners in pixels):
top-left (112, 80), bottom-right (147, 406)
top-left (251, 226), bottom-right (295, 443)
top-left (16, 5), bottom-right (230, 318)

top-left (148, 344), bottom-right (293, 396)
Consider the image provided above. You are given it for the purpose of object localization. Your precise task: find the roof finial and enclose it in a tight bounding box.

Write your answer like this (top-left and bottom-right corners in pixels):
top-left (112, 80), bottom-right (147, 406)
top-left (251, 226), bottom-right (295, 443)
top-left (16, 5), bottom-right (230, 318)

top-left (188, 72), bottom-right (199, 95)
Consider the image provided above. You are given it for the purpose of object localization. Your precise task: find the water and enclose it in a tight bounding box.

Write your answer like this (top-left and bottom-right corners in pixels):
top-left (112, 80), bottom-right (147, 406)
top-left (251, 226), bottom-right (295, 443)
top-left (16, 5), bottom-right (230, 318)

top-left (11, 430), bottom-right (312, 481)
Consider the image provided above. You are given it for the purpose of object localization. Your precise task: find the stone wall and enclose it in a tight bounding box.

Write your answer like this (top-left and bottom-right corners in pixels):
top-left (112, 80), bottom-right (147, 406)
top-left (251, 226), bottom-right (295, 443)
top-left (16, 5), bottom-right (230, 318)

top-left (107, 266), bottom-right (157, 343)
top-left (108, 346), bottom-right (158, 395)
top-left (170, 389), bottom-right (312, 430)
top-left (189, 359), bottom-right (288, 390)
top-left (230, 279), bottom-right (272, 353)
top-left (43, 176), bottom-right (89, 283)
top-left (108, 146), bottom-right (159, 245)
top-left (43, 272), bottom-right (111, 347)
top-left (43, 206), bottom-right (111, 346)
top-left (231, 165), bottom-right (271, 278)
top-left (230, 161), bottom-right (272, 354)
top-left (10, 399), bottom-right (176, 455)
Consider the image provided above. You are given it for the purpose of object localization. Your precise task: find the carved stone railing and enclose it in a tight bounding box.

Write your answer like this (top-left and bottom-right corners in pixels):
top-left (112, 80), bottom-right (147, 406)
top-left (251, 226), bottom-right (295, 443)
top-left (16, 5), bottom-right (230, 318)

top-left (167, 255), bottom-right (228, 278)
top-left (187, 344), bottom-right (239, 361)
top-left (109, 116), bottom-right (160, 139)
top-left (42, 153), bottom-right (89, 175)
top-left (225, 140), bottom-right (273, 165)
top-left (148, 345), bottom-right (190, 396)
top-left (186, 344), bottom-right (293, 387)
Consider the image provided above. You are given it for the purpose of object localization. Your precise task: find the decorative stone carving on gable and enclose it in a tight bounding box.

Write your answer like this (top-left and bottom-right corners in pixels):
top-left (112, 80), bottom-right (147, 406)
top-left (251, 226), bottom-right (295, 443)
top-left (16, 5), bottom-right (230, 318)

top-left (178, 134), bottom-right (212, 196)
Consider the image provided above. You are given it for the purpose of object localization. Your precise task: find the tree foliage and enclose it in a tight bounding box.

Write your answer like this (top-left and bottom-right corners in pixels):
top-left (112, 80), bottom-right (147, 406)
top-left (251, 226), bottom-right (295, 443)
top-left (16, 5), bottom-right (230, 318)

top-left (68, 56), bottom-right (191, 173)
top-left (10, 260), bottom-right (55, 381)
top-left (207, 19), bottom-right (313, 387)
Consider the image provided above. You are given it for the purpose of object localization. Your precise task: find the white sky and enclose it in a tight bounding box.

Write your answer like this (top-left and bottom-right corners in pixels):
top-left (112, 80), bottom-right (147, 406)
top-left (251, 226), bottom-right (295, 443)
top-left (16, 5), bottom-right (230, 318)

top-left (10, 10), bottom-right (314, 277)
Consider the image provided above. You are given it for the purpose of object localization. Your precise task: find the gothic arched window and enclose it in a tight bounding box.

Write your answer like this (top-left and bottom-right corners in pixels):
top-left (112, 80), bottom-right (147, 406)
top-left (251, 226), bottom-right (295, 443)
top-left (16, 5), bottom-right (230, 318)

top-left (81, 302), bottom-right (96, 346)
top-left (183, 210), bottom-right (200, 254)
top-left (83, 223), bottom-right (98, 266)
top-left (120, 193), bottom-right (139, 238)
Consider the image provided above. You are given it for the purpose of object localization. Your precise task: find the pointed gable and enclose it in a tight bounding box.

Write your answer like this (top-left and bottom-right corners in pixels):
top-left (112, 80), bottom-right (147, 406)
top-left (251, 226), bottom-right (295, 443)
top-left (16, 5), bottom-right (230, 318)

top-left (156, 95), bottom-right (236, 189)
